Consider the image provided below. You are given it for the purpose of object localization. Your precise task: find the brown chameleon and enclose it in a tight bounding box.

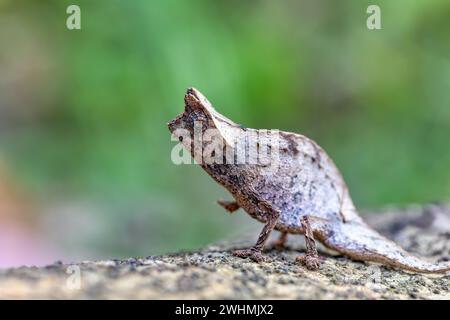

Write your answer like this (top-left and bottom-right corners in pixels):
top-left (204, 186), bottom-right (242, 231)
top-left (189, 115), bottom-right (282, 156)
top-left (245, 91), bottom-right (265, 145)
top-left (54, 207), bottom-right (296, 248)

top-left (168, 88), bottom-right (450, 273)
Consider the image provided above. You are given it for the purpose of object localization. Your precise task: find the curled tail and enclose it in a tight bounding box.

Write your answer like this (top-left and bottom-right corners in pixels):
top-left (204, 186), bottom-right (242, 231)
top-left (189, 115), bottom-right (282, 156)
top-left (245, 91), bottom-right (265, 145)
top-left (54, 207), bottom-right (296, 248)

top-left (319, 221), bottom-right (450, 274)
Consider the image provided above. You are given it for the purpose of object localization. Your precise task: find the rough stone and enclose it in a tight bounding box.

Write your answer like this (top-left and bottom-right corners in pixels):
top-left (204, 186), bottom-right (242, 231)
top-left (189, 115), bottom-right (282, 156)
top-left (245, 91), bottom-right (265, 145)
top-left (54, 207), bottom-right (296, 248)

top-left (0, 203), bottom-right (449, 299)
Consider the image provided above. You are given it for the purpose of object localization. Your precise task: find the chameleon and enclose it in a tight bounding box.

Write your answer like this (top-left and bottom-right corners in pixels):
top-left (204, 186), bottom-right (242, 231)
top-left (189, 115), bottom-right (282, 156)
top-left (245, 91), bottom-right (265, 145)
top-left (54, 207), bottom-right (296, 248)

top-left (168, 87), bottom-right (450, 273)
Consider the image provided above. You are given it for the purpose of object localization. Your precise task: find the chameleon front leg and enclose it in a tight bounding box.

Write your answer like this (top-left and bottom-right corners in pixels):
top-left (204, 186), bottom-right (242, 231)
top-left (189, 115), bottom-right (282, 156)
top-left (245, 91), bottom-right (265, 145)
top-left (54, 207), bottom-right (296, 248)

top-left (217, 200), bottom-right (240, 213)
top-left (233, 202), bottom-right (280, 263)
top-left (296, 216), bottom-right (322, 270)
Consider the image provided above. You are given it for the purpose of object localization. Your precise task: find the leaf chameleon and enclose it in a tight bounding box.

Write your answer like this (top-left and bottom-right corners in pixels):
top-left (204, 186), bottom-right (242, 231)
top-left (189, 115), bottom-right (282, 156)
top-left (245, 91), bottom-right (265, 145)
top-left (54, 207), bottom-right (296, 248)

top-left (168, 88), bottom-right (450, 273)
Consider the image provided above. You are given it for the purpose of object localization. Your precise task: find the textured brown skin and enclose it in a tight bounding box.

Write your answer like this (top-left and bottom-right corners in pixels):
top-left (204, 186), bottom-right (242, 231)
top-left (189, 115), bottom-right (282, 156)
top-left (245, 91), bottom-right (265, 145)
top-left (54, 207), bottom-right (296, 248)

top-left (168, 88), bottom-right (450, 274)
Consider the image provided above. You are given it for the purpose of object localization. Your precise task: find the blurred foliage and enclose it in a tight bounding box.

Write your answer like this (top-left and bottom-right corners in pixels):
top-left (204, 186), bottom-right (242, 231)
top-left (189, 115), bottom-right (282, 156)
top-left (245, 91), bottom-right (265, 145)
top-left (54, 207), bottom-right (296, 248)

top-left (0, 0), bottom-right (449, 259)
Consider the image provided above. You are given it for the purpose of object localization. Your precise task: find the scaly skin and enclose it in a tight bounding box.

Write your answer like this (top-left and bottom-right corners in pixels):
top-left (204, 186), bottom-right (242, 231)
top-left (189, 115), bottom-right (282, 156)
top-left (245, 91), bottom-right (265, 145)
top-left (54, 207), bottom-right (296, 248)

top-left (168, 88), bottom-right (450, 274)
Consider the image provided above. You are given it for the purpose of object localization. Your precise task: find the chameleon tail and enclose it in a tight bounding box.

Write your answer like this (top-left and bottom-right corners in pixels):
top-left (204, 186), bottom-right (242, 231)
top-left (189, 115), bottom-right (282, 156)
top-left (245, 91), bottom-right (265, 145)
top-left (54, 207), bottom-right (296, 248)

top-left (319, 221), bottom-right (450, 273)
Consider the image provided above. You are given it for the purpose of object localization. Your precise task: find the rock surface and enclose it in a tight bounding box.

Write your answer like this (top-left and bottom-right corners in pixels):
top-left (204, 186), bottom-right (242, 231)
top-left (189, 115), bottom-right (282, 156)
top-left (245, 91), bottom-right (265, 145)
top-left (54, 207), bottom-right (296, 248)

top-left (0, 203), bottom-right (449, 299)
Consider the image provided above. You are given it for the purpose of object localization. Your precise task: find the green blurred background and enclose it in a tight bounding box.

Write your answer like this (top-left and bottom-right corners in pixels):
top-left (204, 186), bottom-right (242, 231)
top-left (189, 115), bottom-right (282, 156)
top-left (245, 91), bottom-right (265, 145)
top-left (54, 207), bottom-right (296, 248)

top-left (0, 0), bottom-right (449, 266)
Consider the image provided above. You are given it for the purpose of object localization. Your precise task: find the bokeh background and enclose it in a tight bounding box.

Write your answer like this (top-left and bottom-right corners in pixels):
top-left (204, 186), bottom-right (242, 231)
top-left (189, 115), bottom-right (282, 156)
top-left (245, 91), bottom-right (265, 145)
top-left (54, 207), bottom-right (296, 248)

top-left (0, 0), bottom-right (449, 267)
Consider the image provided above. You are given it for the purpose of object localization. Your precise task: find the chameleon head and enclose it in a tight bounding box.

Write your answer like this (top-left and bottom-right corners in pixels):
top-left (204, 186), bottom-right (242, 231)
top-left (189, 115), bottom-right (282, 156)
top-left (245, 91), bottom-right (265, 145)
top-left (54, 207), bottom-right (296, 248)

top-left (168, 89), bottom-right (283, 176)
top-left (167, 88), bottom-right (241, 148)
top-left (167, 87), bottom-right (212, 135)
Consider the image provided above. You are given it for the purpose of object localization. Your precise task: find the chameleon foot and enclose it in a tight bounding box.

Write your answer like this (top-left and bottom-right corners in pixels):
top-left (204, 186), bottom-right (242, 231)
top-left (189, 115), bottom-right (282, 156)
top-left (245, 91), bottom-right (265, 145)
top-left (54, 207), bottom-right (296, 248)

top-left (296, 254), bottom-right (321, 270)
top-left (232, 201), bottom-right (279, 263)
top-left (233, 248), bottom-right (265, 263)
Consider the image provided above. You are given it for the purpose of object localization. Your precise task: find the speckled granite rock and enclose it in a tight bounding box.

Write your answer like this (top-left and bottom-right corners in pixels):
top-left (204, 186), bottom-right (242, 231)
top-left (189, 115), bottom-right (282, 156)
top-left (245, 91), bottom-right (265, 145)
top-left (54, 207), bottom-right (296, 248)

top-left (1, 204), bottom-right (449, 299)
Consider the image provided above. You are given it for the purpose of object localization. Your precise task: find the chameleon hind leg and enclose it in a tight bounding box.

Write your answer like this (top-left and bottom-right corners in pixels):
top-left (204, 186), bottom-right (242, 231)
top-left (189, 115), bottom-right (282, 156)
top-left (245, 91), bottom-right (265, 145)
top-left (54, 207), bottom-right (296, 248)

top-left (296, 216), bottom-right (322, 270)
top-left (233, 201), bottom-right (280, 263)
top-left (274, 232), bottom-right (288, 249)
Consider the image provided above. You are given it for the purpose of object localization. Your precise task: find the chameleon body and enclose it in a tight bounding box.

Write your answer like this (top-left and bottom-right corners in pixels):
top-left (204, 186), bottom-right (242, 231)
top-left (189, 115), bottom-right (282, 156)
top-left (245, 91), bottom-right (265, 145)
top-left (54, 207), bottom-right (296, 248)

top-left (168, 88), bottom-right (450, 273)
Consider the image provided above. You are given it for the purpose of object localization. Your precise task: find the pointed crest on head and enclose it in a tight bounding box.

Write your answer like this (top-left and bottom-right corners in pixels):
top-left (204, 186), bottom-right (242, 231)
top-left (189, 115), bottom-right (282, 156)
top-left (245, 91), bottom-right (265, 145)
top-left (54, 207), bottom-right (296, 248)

top-left (170, 88), bottom-right (241, 147)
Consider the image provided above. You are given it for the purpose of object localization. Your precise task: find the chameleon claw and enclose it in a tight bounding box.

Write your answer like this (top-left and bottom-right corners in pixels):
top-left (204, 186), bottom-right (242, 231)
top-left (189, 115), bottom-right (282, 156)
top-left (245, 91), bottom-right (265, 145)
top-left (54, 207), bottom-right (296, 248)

top-left (296, 254), bottom-right (322, 271)
top-left (233, 248), bottom-right (266, 263)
